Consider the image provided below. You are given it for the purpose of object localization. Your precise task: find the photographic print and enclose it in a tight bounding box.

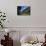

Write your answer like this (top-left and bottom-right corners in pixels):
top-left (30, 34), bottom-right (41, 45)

top-left (17, 6), bottom-right (31, 16)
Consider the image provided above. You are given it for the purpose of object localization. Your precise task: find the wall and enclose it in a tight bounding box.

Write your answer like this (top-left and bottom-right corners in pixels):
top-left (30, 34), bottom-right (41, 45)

top-left (0, 0), bottom-right (46, 46)
top-left (0, 0), bottom-right (46, 27)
